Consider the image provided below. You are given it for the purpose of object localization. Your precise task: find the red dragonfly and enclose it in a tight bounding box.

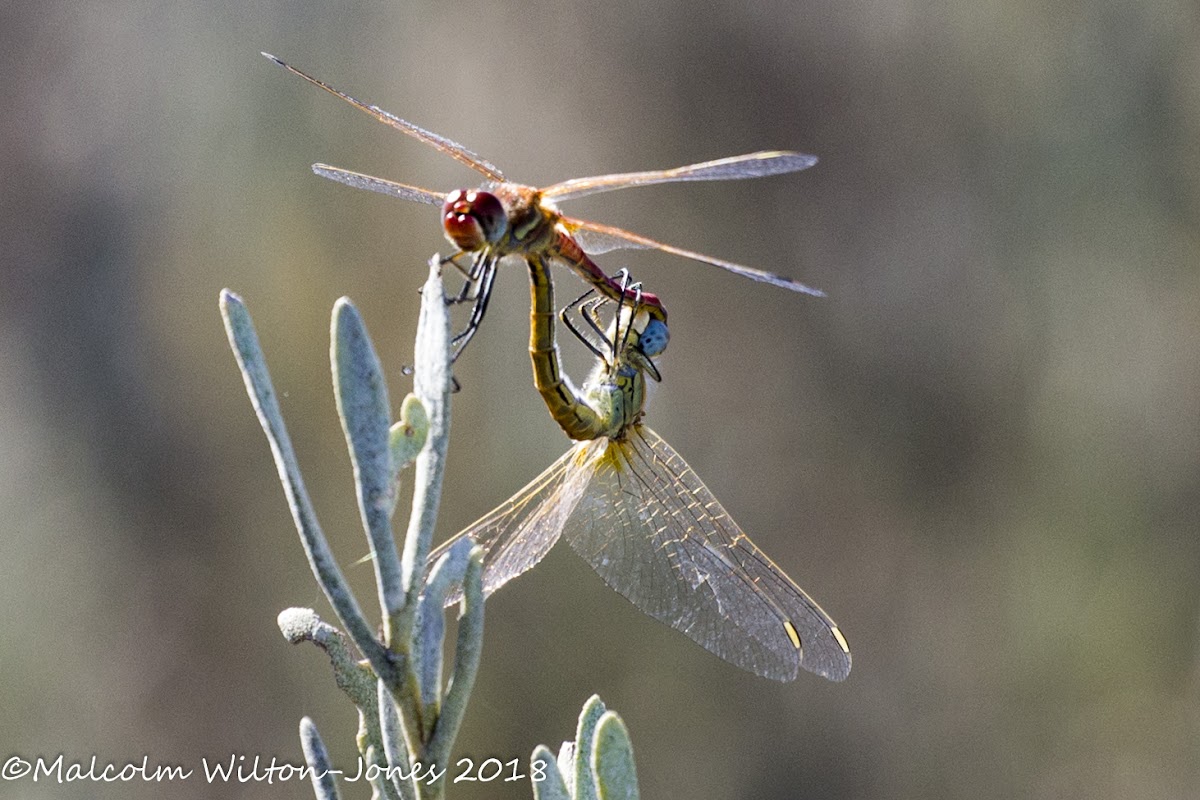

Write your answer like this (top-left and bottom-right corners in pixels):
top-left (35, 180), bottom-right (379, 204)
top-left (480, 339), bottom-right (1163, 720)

top-left (264, 53), bottom-right (824, 356)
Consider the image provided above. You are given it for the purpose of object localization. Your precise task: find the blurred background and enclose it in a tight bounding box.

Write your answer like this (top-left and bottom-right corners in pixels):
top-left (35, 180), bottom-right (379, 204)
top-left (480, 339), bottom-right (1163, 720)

top-left (2, 0), bottom-right (1198, 797)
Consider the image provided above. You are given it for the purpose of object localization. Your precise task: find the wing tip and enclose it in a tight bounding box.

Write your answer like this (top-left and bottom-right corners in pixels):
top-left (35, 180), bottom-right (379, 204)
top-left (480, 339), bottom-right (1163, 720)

top-left (753, 149), bottom-right (819, 169)
top-left (311, 163), bottom-right (342, 182)
top-left (823, 662), bottom-right (852, 682)
top-left (819, 625), bottom-right (852, 681)
top-left (797, 655), bottom-right (851, 683)
top-left (776, 277), bottom-right (826, 298)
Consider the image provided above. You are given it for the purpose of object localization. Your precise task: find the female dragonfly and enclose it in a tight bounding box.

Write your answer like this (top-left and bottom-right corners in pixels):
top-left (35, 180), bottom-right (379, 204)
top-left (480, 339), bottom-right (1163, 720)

top-left (264, 54), bottom-right (825, 357)
top-left (427, 261), bottom-right (851, 682)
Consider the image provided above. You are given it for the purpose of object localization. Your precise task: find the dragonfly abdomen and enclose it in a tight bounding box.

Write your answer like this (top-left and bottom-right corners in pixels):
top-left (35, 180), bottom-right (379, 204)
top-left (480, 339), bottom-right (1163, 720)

top-left (527, 255), bottom-right (609, 441)
top-left (551, 226), bottom-right (668, 324)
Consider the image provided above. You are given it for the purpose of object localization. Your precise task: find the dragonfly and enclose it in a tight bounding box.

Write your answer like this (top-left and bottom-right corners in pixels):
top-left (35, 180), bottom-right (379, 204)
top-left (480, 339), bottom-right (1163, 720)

top-left (427, 262), bottom-right (851, 682)
top-left (264, 53), bottom-right (825, 357)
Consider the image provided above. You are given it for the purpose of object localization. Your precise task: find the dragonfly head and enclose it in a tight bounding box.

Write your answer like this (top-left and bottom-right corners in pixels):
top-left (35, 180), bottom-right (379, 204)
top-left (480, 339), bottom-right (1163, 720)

top-left (615, 318), bottom-right (664, 383)
top-left (442, 189), bottom-right (507, 251)
top-left (605, 288), bottom-right (667, 383)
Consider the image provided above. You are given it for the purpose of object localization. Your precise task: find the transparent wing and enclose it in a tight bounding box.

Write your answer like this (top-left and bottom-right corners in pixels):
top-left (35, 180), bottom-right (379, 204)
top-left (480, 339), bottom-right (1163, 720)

top-left (566, 225), bottom-right (654, 256)
top-left (542, 151), bottom-right (817, 203)
top-left (263, 53), bottom-right (505, 182)
top-left (427, 441), bottom-right (602, 606)
top-left (562, 427), bottom-right (851, 682)
top-left (312, 164), bottom-right (447, 205)
top-left (564, 218), bottom-right (825, 297)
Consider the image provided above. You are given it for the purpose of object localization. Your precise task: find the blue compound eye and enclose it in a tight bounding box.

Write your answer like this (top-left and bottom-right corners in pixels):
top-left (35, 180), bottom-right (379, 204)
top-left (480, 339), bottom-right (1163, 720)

top-left (639, 318), bottom-right (669, 357)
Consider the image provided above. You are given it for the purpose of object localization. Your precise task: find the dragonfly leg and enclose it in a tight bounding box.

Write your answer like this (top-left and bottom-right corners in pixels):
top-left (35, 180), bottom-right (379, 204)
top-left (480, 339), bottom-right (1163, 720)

top-left (554, 232), bottom-right (668, 323)
top-left (594, 263), bottom-right (667, 326)
top-left (417, 251), bottom-right (469, 300)
top-left (581, 296), bottom-right (610, 345)
top-left (607, 269), bottom-right (644, 356)
top-left (448, 254), bottom-right (499, 361)
top-left (442, 251), bottom-right (486, 305)
top-left (603, 269), bottom-right (669, 358)
top-left (400, 251), bottom-right (488, 380)
top-left (561, 268), bottom-right (644, 365)
top-left (581, 270), bottom-right (668, 366)
top-left (560, 286), bottom-right (611, 361)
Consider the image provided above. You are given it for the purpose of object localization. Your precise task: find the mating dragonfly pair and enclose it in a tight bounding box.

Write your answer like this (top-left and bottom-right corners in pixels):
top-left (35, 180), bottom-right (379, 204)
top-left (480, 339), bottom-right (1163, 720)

top-left (266, 54), bottom-right (851, 682)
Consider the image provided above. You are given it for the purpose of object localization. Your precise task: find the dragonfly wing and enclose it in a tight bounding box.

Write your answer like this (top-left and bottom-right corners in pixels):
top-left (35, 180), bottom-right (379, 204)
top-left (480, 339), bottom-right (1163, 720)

top-left (312, 164), bottom-right (447, 205)
top-left (561, 427), bottom-right (851, 682)
top-left (428, 441), bottom-right (601, 606)
top-left (567, 225), bottom-right (655, 256)
top-left (542, 151), bottom-right (817, 203)
top-left (563, 218), bottom-right (826, 297)
top-left (264, 53), bottom-right (505, 182)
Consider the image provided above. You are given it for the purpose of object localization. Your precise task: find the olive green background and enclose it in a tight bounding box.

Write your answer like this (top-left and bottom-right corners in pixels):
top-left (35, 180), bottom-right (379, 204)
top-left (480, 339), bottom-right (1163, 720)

top-left (2, 0), bottom-right (1197, 798)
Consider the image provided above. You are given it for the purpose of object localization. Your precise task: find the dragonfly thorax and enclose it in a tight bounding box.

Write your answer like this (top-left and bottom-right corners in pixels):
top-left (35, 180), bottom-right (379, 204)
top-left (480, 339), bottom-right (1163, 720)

top-left (579, 318), bottom-right (656, 440)
top-left (582, 371), bottom-right (644, 440)
top-left (490, 183), bottom-right (560, 253)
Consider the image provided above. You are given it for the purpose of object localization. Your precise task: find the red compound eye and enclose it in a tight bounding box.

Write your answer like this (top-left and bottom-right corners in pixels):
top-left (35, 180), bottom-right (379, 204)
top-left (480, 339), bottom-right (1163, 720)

top-left (441, 189), bottom-right (506, 251)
